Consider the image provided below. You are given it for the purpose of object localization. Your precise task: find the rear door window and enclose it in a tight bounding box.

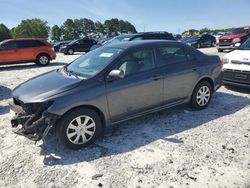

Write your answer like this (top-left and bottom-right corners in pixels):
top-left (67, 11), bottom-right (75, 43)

top-left (156, 46), bottom-right (189, 67)
top-left (17, 40), bottom-right (46, 48)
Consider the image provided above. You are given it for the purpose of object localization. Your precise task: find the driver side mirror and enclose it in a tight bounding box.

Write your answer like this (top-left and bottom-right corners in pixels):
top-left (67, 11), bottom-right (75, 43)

top-left (234, 43), bottom-right (241, 48)
top-left (107, 69), bottom-right (125, 81)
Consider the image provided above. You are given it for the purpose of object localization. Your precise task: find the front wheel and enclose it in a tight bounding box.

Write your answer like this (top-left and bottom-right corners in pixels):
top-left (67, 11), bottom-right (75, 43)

top-left (197, 43), bottom-right (201, 48)
top-left (190, 81), bottom-right (212, 110)
top-left (58, 108), bottom-right (103, 149)
top-left (67, 49), bottom-right (74, 55)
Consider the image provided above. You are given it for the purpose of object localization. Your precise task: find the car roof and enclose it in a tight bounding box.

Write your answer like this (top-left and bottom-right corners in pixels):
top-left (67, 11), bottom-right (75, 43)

top-left (117, 32), bottom-right (172, 38)
top-left (1, 38), bottom-right (45, 43)
top-left (105, 40), bottom-right (184, 50)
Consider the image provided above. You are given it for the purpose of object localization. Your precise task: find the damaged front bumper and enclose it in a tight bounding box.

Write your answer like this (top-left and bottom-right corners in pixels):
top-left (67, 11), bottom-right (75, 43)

top-left (9, 99), bottom-right (60, 141)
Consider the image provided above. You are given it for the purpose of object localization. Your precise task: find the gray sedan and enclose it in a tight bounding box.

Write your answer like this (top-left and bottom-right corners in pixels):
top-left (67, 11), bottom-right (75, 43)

top-left (10, 40), bottom-right (223, 149)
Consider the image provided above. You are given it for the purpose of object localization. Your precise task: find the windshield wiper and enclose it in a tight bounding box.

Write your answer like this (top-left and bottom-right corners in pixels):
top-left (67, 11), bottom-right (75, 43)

top-left (63, 67), bottom-right (82, 79)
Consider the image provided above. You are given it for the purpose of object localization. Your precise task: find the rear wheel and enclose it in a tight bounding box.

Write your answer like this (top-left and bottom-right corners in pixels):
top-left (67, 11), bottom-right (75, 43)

top-left (197, 43), bottom-right (201, 48)
top-left (36, 54), bottom-right (50, 66)
top-left (58, 108), bottom-right (103, 149)
top-left (190, 81), bottom-right (212, 110)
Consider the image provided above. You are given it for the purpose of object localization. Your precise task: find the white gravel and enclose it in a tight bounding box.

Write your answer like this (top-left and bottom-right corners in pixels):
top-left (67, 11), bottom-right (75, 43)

top-left (0, 48), bottom-right (249, 188)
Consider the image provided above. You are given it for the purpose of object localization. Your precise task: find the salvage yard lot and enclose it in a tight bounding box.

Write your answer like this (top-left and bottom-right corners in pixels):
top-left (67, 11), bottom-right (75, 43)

top-left (0, 48), bottom-right (249, 188)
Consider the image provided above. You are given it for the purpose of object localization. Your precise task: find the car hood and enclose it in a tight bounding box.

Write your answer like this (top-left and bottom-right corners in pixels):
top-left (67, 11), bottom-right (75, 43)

top-left (12, 69), bottom-right (82, 103)
top-left (224, 49), bottom-right (250, 60)
top-left (219, 34), bottom-right (245, 40)
top-left (223, 50), bottom-right (250, 71)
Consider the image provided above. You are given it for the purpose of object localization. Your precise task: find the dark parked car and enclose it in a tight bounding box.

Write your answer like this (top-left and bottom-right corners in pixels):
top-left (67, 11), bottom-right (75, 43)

top-left (53, 40), bottom-right (71, 52)
top-left (60, 38), bottom-right (97, 55)
top-left (90, 31), bottom-right (175, 51)
top-left (10, 40), bottom-right (223, 149)
top-left (185, 34), bottom-right (216, 48)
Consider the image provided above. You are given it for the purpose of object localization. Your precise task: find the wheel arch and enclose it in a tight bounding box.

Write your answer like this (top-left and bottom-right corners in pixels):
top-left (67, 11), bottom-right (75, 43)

top-left (36, 52), bottom-right (52, 60)
top-left (191, 76), bottom-right (215, 96)
top-left (58, 104), bottom-right (106, 129)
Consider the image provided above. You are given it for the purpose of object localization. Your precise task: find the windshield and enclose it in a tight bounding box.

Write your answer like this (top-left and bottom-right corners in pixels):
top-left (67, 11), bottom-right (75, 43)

top-left (227, 27), bottom-right (249, 35)
top-left (189, 35), bottom-right (200, 41)
top-left (66, 47), bottom-right (123, 78)
top-left (239, 38), bottom-right (250, 50)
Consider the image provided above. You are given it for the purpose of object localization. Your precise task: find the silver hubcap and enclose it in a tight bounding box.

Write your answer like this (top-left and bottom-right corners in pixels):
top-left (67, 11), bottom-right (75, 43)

top-left (66, 115), bottom-right (96, 145)
top-left (68, 49), bottom-right (73, 54)
top-left (39, 56), bottom-right (49, 64)
top-left (196, 86), bottom-right (210, 106)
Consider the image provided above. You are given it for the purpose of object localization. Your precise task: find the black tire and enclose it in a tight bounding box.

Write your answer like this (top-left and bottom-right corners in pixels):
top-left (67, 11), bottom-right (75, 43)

top-left (218, 49), bottom-right (223, 52)
top-left (35, 54), bottom-right (50, 66)
top-left (67, 48), bottom-right (74, 55)
top-left (190, 81), bottom-right (213, 110)
top-left (58, 108), bottom-right (103, 149)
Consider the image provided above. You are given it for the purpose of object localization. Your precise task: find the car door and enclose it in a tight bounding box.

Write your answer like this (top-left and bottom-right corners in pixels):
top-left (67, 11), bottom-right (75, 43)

top-left (74, 40), bottom-right (82, 52)
top-left (201, 35), bottom-right (210, 46)
top-left (155, 45), bottom-right (199, 104)
top-left (16, 40), bottom-right (36, 61)
top-left (0, 41), bottom-right (18, 63)
top-left (105, 47), bottom-right (164, 122)
top-left (81, 39), bottom-right (93, 51)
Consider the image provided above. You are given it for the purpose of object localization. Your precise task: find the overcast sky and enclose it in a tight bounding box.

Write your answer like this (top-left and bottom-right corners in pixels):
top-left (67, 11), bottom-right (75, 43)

top-left (1, 0), bottom-right (250, 34)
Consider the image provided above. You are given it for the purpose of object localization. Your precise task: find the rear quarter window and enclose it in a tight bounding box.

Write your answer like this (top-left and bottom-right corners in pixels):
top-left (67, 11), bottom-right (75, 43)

top-left (1, 41), bottom-right (17, 49)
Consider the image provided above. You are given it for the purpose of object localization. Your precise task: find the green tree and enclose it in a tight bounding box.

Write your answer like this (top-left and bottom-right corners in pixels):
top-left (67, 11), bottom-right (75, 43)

top-left (104, 18), bottom-right (137, 37)
top-left (51, 25), bottom-right (62, 41)
top-left (94, 21), bottom-right (105, 38)
top-left (119, 20), bottom-right (137, 34)
top-left (61, 19), bottom-right (78, 40)
top-left (200, 27), bottom-right (210, 34)
top-left (12, 18), bottom-right (50, 38)
top-left (73, 18), bottom-right (95, 38)
top-left (0, 24), bottom-right (11, 41)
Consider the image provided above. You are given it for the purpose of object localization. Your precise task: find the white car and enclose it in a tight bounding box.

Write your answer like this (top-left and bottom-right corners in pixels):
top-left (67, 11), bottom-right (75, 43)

top-left (222, 38), bottom-right (250, 88)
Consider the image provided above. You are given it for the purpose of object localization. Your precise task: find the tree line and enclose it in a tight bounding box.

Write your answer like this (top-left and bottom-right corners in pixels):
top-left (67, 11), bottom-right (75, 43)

top-left (0, 18), bottom-right (137, 42)
top-left (182, 27), bottom-right (230, 36)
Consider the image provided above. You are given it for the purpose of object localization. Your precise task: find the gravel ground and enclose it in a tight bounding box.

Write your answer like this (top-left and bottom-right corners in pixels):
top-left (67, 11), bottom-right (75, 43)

top-left (0, 48), bottom-right (249, 188)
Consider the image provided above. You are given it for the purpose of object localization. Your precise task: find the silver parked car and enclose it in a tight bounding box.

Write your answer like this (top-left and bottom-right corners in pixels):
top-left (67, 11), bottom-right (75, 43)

top-left (10, 40), bottom-right (223, 149)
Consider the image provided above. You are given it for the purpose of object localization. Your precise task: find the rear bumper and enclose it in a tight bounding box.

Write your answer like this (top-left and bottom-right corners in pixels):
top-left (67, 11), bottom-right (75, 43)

top-left (214, 70), bottom-right (224, 91)
top-left (50, 52), bottom-right (57, 60)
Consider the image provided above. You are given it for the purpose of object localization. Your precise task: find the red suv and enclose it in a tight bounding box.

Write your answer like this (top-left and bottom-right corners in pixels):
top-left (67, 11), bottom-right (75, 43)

top-left (0, 38), bottom-right (56, 66)
top-left (217, 26), bottom-right (250, 52)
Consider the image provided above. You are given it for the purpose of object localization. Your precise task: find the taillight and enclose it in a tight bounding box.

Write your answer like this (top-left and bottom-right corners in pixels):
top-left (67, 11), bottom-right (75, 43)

top-left (219, 59), bottom-right (224, 68)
